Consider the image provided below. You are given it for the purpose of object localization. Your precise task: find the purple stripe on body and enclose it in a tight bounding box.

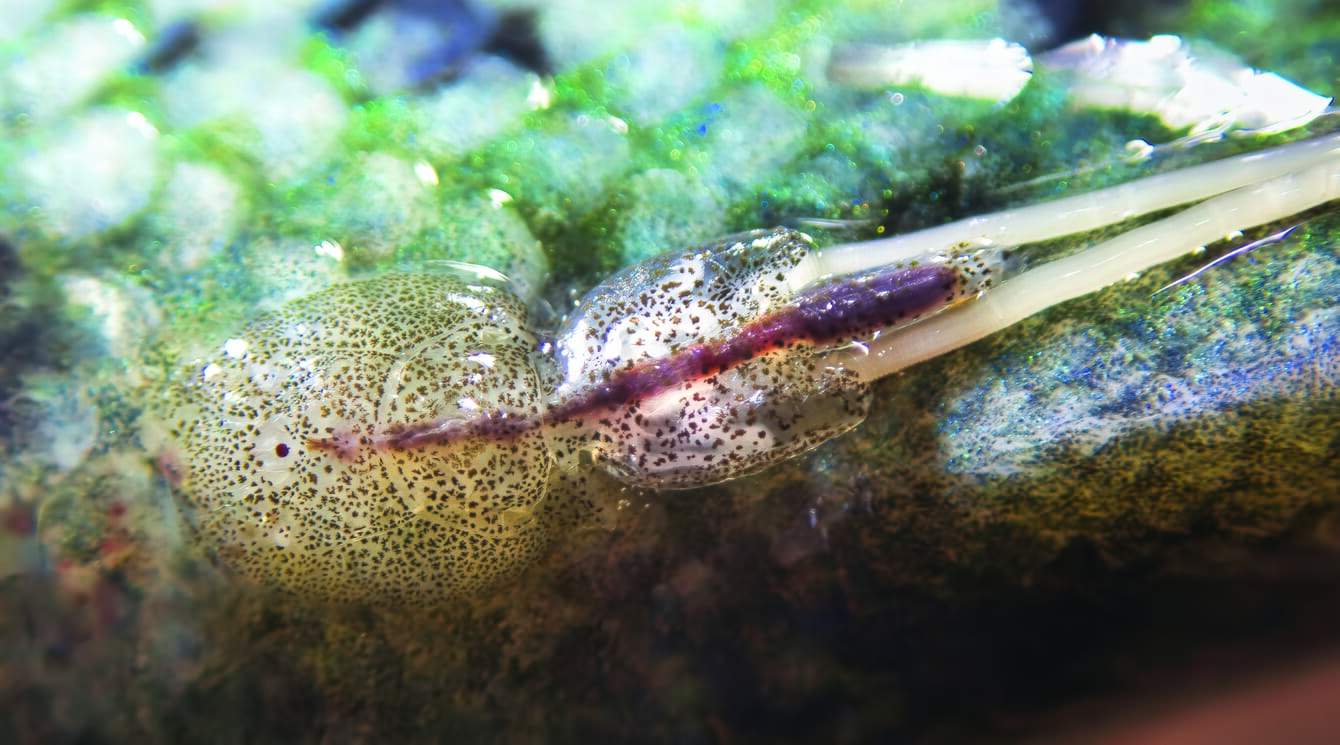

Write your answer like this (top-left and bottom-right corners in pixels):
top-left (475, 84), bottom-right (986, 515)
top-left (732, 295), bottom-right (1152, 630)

top-left (311, 262), bottom-right (962, 456)
top-left (791, 262), bottom-right (960, 345)
top-left (546, 262), bottom-right (961, 422)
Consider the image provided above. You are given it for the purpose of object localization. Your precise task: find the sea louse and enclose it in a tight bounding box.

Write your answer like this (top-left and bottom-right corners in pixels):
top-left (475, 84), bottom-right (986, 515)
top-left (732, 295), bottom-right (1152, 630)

top-left (148, 131), bottom-right (1340, 605)
top-left (335, 228), bottom-right (1002, 488)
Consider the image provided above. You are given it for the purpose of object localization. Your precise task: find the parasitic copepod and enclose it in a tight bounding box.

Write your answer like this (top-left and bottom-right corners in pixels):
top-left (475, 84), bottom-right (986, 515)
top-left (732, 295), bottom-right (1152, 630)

top-left (146, 130), bottom-right (1340, 606)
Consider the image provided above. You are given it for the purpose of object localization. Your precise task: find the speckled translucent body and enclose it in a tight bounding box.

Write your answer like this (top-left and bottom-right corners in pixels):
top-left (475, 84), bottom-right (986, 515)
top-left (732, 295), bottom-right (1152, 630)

top-left (151, 131), bottom-right (1340, 605)
top-left (152, 229), bottom-right (984, 604)
top-left (547, 228), bottom-right (986, 487)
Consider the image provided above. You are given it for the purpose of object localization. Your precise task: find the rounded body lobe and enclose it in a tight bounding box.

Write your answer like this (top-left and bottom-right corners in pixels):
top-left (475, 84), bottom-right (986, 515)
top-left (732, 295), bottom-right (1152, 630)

top-left (149, 274), bottom-right (568, 605)
top-left (548, 229), bottom-right (872, 488)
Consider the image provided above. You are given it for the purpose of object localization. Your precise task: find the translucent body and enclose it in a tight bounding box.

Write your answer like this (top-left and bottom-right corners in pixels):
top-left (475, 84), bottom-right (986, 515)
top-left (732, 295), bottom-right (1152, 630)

top-left (324, 228), bottom-right (997, 487)
top-left (151, 132), bottom-right (1340, 605)
top-left (152, 231), bottom-right (988, 602)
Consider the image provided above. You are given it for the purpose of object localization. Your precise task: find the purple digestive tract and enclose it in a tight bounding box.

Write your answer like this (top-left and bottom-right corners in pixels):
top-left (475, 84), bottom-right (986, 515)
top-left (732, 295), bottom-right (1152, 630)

top-left (320, 229), bottom-right (972, 488)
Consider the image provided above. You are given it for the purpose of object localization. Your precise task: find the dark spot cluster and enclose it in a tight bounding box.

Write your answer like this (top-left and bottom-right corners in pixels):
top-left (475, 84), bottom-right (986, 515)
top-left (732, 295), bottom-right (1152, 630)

top-left (946, 247), bottom-right (1003, 300)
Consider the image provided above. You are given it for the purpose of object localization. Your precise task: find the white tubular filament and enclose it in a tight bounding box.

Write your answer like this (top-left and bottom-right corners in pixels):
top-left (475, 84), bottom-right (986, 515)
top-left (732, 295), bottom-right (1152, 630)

top-left (811, 131), bottom-right (1340, 279)
top-left (833, 138), bottom-right (1340, 382)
